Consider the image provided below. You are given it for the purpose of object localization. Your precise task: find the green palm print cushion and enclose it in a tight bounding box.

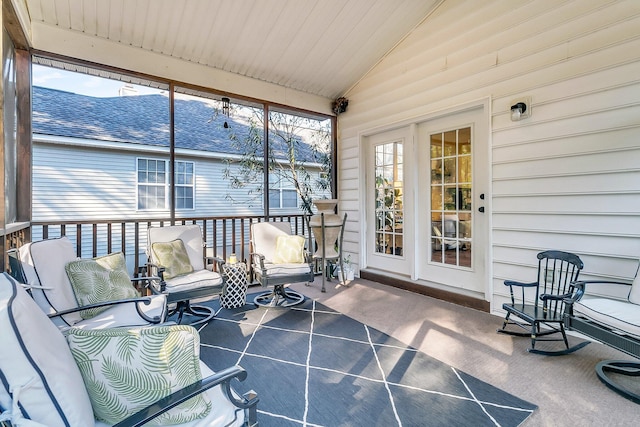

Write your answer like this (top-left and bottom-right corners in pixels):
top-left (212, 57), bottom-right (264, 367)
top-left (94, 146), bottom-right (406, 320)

top-left (65, 252), bottom-right (138, 319)
top-left (151, 239), bottom-right (194, 280)
top-left (66, 325), bottom-right (211, 425)
top-left (273, 235), bottom-right (306, 263)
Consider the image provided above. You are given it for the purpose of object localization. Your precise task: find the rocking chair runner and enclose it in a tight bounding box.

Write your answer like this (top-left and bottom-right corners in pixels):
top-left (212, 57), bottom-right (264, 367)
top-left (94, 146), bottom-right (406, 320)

top-left (498, 250), bottom-right (590, 355)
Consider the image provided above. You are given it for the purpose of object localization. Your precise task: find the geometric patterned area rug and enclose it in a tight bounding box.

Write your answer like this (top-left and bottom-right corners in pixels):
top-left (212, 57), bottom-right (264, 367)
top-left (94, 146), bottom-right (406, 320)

top-left (198, 293), bottom-right (537, 427)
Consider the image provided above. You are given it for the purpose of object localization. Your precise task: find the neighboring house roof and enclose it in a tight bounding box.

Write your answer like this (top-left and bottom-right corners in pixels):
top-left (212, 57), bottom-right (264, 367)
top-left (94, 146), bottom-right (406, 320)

top-left (32, 86), bottom-right (320, 162)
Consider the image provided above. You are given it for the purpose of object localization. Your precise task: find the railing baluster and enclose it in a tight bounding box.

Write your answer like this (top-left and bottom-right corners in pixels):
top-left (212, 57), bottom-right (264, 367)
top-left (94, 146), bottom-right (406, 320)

top-left (240, 218), bottom-right (246, 263)
top-left (76, 224), bottom-right (82, 257)
top-left (92, 224), bottom-right (98, 257)
top-left (121, 222), bottom-right (126, 255)
top-left (212, 219), bottom-right (218, 259)
top-left (134, 222), bottom-right (140, 274)
top-left (222, 219), bottom-right (228, 262)
top-left (231, 218), bottom-right (237, 258)
top-left (107, 223), bottom-right (112, 254)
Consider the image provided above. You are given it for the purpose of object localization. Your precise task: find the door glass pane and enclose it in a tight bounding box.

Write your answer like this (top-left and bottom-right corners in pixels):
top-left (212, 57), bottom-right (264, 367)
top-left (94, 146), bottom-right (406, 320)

top-left (374, 142), bottom-right (403, 256)
top-left (430, 127), bottom-right (471, 268)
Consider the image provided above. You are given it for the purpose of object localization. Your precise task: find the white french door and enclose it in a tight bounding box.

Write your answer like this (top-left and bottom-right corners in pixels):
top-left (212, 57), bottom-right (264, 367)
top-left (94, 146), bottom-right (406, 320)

top-left (416, 106), bottom-right (488, 294)
top-left (363, 104), bottom-right (488, 296)
top-left (365, 127), bottom-right (413, 275)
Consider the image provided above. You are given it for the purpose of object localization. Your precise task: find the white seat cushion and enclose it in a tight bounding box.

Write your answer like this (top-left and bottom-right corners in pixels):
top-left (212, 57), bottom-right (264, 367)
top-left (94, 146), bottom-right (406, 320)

top-left (164, 269), bottom-right (223, 293)
top-left (0, 273), bottom-right (95, 427)
top-left (70, 293), bottom-right (168, 330)
top-left (574, 296), bottom-right (640, 340)
top-left (260, 263), bottom-right (312, 277)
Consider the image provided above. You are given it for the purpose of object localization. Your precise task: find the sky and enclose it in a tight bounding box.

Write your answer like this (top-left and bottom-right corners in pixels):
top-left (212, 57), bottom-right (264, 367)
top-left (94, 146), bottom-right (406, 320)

top-left (32, 64), bottom-right (165, 98)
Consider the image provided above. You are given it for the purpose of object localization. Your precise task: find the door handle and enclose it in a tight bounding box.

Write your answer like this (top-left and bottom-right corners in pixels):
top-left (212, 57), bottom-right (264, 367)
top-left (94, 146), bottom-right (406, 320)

top-left (478, 206), bottom-right (485, 213)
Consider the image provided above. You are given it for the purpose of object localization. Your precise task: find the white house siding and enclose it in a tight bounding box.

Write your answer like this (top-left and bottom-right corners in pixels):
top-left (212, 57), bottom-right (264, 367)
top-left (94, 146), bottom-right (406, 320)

top-left (338, 0), bottom-right (640, 313)
top-left (32, 142), bottom-right (265, 222)
top-left (32, 140), bottom-right (326, 270)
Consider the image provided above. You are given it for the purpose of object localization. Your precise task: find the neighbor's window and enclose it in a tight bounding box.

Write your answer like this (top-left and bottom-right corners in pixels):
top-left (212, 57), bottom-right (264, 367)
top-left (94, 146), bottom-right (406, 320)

top-left (137, 158), bottom-right (194, 210)
top-left (175, 161), bottom-right (195, 209)
top-left (269, 170), bottom-right (298, 209)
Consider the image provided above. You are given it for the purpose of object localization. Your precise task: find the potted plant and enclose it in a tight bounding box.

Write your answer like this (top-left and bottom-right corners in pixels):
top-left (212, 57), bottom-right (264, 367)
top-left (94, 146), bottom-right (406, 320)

top-left (334, 254), bottom-right (355, 281)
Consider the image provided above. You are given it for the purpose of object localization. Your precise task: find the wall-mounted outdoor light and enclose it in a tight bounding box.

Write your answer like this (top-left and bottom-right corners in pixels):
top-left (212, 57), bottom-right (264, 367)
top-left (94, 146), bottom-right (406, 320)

top-left (510, 97), bottom-right (531, 121)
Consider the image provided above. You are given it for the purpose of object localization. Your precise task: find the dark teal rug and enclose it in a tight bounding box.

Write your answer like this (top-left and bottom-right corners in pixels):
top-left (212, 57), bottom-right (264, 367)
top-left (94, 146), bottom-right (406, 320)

top-left (197, 293), bottom-right (537, 426)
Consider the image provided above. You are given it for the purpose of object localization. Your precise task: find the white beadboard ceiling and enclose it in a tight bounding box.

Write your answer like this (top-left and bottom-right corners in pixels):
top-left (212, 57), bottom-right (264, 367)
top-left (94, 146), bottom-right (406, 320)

top-left (23, 0), bottom-right (443, 100)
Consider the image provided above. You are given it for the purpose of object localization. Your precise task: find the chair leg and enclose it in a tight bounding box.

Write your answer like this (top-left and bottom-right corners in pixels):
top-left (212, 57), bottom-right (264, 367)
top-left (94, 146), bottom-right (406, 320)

top-left (499, 312), bottom-right (511, 331)
top-left (530, 322), bottom-right (538, 350)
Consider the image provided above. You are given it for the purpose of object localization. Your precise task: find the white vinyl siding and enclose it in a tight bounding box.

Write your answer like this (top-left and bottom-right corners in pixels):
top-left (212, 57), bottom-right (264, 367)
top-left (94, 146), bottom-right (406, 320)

top-left (32, 143), bottom-right (270, 220)
top-left (339, 0), bottom-right (640, 312)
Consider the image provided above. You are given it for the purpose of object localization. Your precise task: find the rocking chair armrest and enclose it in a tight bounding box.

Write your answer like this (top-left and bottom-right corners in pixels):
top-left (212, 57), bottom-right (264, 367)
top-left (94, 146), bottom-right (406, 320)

top-left (113, 365), bottom-right (259, 427)
top-left (540, 292), bottom-right (572, 302)
top-left (49, 297), bottom-right (155, 318)
top-left (503, 280), bottom-right (538, 288)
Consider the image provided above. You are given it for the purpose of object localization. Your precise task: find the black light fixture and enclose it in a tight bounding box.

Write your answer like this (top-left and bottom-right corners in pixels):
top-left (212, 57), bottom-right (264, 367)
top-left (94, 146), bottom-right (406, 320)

top-left (510, 98), bottom-right (530, 121)
top-left (222, 97), bottom-right (230, 128)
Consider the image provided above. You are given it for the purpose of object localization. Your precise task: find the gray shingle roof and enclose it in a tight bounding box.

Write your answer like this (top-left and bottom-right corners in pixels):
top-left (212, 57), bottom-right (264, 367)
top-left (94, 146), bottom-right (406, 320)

top-left (32, 86), bottom-right (318, 162)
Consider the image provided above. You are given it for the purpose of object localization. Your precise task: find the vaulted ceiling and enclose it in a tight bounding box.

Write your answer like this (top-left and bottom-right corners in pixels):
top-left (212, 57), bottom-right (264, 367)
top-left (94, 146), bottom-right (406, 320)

top-left (22, 0), bottom-right (443, 100)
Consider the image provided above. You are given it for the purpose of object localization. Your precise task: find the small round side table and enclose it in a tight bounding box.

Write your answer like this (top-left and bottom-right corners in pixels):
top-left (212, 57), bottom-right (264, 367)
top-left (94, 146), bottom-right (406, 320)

top-left (220, 262), bottom-right (249, 309)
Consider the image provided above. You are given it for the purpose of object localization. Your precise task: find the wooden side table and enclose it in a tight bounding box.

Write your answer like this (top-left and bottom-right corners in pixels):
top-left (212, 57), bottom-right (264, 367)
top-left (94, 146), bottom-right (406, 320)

top-left (220, 262), bottom-right (248, 309)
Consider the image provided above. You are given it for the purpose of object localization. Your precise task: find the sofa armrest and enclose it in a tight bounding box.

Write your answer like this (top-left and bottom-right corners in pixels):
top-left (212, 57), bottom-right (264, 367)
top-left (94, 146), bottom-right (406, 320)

top-left (113, 365), bottom-right (259, 427)
top-left (49, 297), bottom-right (164, 324)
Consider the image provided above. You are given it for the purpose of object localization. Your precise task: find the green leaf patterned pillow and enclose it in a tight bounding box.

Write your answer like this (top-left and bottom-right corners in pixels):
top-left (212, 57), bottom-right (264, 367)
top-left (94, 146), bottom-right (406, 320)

top-left (66, 325), bottom-right (211, 425)
top-left (273, 235), bottom-right (306, 264)
top-left (65, 252), bottom-right (138, 319)
top-left (151, 239), bottom-right (194, 280)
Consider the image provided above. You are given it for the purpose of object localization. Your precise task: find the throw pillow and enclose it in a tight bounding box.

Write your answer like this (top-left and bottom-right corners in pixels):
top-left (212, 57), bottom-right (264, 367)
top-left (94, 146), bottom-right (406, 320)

top-left (273, 235), bottom-right (306, 264)
top-left (151, 239), bottom-right (194, 280)
top-left (65, 252), bottom-right (138, 319)
top-left (66, 325), bottom-right (211, 426)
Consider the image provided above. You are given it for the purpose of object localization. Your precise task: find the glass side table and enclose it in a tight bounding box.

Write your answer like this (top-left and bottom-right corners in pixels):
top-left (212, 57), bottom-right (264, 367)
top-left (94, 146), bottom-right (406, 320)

top-left (220, 262), bottom-right (248, 309)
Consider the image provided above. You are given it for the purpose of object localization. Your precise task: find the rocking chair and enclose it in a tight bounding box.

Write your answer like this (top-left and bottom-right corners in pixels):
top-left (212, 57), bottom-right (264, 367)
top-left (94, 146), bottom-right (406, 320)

top-left (497, 250), bottom-right (590, 355)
